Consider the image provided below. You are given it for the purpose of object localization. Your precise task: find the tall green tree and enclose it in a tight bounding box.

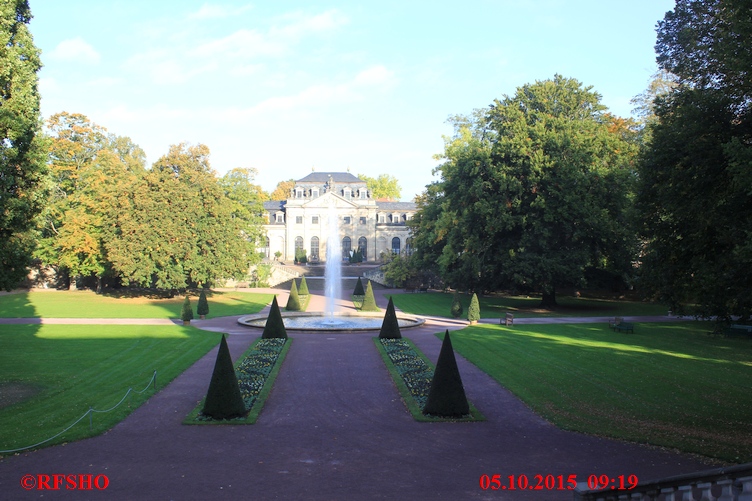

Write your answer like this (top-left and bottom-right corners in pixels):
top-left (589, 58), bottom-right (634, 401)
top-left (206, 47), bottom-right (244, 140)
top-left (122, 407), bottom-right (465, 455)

top-left (219, 167), bottom-right (266, 266)
top-left (637, 0), bottom-right (752, 320)
top-left (414, 76), bottom-right (638, 306)
top-left (357, 173), bottom-right (402, 200)
top-left (36, 113), bottom-right (145, 290)
top-left (0, 0), bottom-right (47, 290)
top-left (108, 143), bottom-right (249, 291)
top-left (269, 179), bottom-right (295, 201)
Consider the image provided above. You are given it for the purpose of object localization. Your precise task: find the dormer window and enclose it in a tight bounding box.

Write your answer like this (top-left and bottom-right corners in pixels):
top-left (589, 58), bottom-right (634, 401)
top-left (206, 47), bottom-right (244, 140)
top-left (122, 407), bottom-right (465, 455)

top-left (275, 213), bottom-right (284, 223)
top-left (343, 189), bottom-right (351, 199)
top-left (359, 189), bottom-right (367, 199)
top-left (311, 188), bottom-right (319, 198)
top-left (295, 188), bottom-right (304, 199)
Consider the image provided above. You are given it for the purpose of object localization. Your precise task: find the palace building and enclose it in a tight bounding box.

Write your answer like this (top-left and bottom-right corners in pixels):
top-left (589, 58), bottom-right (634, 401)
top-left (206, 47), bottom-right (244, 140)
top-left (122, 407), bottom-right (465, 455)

top-left (262, 172), bottom-right (417, 263)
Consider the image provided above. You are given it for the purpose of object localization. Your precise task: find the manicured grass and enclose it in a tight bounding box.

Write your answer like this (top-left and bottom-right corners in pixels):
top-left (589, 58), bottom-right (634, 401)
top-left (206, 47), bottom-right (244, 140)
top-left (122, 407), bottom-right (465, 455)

top-left (392, 292), bottom-right (668, 319)
top-left (185, 337), bottom-right (291, 425)
top-left (0, 324), bottom-right (220, 453)
top-left (448, 322), bottom-right (752, 463)
top-left (0, 290), bottom-right (274, 319)
top-left (374, 337), bottom-right (484, 422)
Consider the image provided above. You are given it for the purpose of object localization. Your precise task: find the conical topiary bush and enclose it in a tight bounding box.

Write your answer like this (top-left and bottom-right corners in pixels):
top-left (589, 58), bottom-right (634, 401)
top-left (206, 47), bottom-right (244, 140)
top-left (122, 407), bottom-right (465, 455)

top-left (422, 330), bottom-right (469, 417)
top-left (181, 296), bottom-right (194, 324)
top-left (197, 289), bottom-right (209, 319)
top-left (353, 277), bottom-right (365, 296)
top-left (378, 296), bottom-right (402, 339)
top-left (450, 292), bottom-right (463, 318)
top-left (286, 280), bottom-right (301, 311)
top-left (467, 293), bottom-right (480, 324)
top-left (299, 276), bottom-right (309, 296)
top-left (361, 280), bottom-right (380, 312)
top-left (262, 296), bottom-right (288, 339)
top-left (201, 334), bottom-right (247, 420)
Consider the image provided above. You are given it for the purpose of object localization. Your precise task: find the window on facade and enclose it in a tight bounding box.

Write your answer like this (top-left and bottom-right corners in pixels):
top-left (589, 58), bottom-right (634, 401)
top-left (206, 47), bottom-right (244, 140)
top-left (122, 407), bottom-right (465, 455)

top-left (405, 237), bottom-right (413, 256)
top-left (295, 216), bottom-right (303, 224)
top-left (343, 189), bottom-right (351, 199)
top-left (342, 236), bottom-right (352, 257)
top-left (276, 213), bottom-right (284, 223)
top-left (311, 188), bottom-right (319, 198)
top-left (295, 236), bottom-right (304, 252)
top-left (295, 188), bottom-right (303, 198)
top-left (378, 214), bottom-right (386, 223)
top-left (392, 237), bottom-right (401, 254)
top-left (310, 237), bottom-right (319, 260)
top-left (359, 189), bottom-right (367, 199)
top-left (358, 237), bottom-right (367, 261)
top-left (312, 216), bottom-right (319, 224)
top-left (359, 216), bottom-right (366, 225)
top-left (343, 216), bottom-right (351, 224)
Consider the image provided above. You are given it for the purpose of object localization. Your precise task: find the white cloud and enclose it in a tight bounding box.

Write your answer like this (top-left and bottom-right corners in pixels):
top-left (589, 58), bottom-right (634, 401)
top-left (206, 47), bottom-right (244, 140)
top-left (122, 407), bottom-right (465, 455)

top-left (192, 29), bottom-right (284, 59)
top-left (354, 65), bottom-right (396, 88)
top-left (270, 9), bottom-right (349, 39)
top-left (48, 37), bottom-right (100, 64)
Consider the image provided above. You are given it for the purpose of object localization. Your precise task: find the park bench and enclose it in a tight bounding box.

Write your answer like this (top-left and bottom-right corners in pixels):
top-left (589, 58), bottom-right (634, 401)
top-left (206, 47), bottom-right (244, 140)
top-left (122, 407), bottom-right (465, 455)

top-left (418, 287), bottom-right (428, 293)
top-left (500, 313), bottom-right (514, 326)
top-left (723, 324), bottom-right (752, 339)
top-left (609, 317), bottom-right (634, 333)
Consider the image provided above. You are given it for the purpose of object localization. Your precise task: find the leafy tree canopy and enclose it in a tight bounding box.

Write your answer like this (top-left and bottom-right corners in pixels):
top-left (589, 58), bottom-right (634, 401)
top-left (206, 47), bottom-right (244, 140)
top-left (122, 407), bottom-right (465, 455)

top-left (0, 0), bottom-right (47, 290)
top-left (637, 0), bottom-right (752, 320)
top-left (269, 179), bottom-right (295, 201)
top-left (413, 75), bottom-right (638, 306)
top-left (357, 173), bottom-right (402, 201)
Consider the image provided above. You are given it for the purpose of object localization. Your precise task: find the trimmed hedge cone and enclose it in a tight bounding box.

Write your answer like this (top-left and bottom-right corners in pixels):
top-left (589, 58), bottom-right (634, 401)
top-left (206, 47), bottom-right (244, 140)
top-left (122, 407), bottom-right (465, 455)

top-left (262, 296), bottom-right (288, 339)
top-left (468, 293), bottom-right (480, 324)
top-left (202, 335), bottom-right (247, 419)
top-left (422, 330), bottom-right (470, 417)
top-left (197, 289), bottom-right (209, 319)
top-left (361, 280), bottom-right (380, 312)
top-left (181, 296), bottom-right (194, 324)
top-left (299, 276), bottom-right (309, 296)
top-left (378, 296), bottom-right (402, 339)
top-left (286, 280), bottom-right (301, 311)
top-left (450, 292), bottom-right (463, 318)
top-left (353, 277), bottom-right (365, 296)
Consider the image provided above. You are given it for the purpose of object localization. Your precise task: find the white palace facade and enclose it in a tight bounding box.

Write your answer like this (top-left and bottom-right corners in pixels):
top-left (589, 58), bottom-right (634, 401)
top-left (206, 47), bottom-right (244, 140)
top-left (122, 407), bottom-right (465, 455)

top-left (262, 172), bottom-right (417, 263)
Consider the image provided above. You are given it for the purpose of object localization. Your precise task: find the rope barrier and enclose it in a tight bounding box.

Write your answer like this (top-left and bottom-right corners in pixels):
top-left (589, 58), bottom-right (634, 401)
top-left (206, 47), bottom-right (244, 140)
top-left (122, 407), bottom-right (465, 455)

top-left (0, 370), bottom-right (157, 454)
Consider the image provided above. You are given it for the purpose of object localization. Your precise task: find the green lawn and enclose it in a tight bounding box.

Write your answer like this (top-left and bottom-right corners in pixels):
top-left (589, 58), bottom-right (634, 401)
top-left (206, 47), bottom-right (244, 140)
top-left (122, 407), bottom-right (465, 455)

top-left (0, 290), bottom-right (274, 319)
top-left (0, 324), bottom-right (221, 453)
top-left (392, 292), bottom-right (668, 318)
top-left (448, 322), bottom-right (752, 463)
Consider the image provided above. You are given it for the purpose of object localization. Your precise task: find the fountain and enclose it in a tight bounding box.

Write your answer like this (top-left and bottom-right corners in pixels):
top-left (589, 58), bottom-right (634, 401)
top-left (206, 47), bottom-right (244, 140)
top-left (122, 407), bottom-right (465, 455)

top-left (238, 199), bottom-right (424, 332)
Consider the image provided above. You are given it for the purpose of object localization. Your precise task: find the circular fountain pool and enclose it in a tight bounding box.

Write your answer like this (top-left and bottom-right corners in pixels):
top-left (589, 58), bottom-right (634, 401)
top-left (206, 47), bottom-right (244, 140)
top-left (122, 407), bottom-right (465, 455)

top-left (237, 312), bottom-right (425, 332)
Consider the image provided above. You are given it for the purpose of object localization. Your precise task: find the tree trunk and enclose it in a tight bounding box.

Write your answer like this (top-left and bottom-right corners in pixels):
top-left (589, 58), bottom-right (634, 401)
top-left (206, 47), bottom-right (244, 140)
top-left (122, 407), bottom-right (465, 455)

top-left (540, 287), bottom-right (557, 309)
top-left (96, 276), bottom-right (103, 294)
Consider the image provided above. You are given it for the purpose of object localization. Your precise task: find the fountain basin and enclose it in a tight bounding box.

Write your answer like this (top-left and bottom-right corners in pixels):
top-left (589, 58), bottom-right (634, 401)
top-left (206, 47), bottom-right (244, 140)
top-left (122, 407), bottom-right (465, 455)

top-left (237, 311), bottom-right (425, 332)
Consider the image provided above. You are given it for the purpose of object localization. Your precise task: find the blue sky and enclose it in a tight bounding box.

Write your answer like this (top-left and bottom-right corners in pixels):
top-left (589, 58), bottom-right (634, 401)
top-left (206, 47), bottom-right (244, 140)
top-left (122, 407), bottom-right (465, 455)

top-left (30, 1), bottom-right (675, 200)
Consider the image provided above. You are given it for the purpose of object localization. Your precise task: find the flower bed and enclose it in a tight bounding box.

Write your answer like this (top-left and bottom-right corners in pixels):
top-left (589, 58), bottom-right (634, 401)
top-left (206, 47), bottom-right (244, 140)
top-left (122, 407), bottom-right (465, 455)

top-left (375, 337), bottom-right (484, 422)
top-left (185, 337), bottom-right (290, 424)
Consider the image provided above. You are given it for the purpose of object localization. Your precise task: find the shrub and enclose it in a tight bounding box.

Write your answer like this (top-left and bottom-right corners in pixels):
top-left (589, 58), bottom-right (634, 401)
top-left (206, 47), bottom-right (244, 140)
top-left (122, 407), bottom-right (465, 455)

top-left (197, 289), bottom-right (209, 319)
top-left (378, 297), bottom-right (402, 339)
top-left (202, 335), bottom-right (247, 420)
top-left (468, 293), bottom-right (480, 323)
top-left (450, 292), bottom-right (463, 318)
top-left (262, 296), bottom-right (288, 339)
top-left (353, 277), bottom-right (365, 296)
top-left (361, 281), bottom-right (380, 312)
top-left (423, 330), bottom-right (469, 417)
top-left (286, 280), bottom-right (301, 311)
top-left (299, 276), bottom-right (309, 296)
top-left (181, 296), bottom-right (194, 322)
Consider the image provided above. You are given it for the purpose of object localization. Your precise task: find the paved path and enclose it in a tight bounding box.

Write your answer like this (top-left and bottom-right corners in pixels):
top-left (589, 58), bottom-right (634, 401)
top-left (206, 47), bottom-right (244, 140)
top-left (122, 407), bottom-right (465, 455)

top-left (0, 289), bottom-right (716, 500)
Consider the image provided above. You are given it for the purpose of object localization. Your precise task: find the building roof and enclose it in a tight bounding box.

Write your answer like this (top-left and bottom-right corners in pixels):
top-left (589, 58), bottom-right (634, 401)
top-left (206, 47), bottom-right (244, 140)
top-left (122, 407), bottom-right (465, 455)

top-left (296, 172), bottom-right (363, 184)
top-left (377, 201), bottom-right (417, 210)
top-left (263, 200), bottom-right (287, 210)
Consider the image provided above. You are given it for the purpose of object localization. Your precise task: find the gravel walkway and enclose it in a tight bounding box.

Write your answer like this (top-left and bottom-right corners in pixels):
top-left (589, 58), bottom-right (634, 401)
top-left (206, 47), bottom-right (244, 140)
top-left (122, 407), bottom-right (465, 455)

top-left (0, 289), bottom-right (715, 500)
